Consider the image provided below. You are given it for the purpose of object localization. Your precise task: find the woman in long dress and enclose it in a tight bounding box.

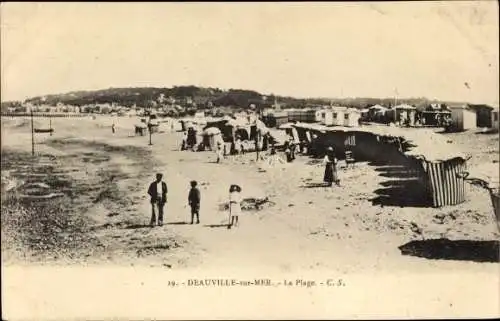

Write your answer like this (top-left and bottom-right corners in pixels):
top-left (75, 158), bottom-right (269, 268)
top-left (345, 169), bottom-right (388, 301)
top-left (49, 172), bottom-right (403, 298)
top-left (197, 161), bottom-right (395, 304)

top-left (284, 140), bottom-right (292, 162)
top-left (285, 145), bottom-right (293, 162)
top-left (262, 134), bottom-right (269, 151)
top-left (323, 147), bottom-right (339, 186)
top-left (181, 132), bottom-right (187, 150)
top-left (235, 138), bottom-right (242, 154)
top-left (228, 184), bottom-right (242, 229)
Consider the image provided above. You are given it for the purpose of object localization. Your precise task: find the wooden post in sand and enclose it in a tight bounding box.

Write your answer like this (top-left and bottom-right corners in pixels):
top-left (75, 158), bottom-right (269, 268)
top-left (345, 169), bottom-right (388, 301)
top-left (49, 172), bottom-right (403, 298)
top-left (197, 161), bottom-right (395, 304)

top-left (255, 132), bottom-right (260, 161)
top-left (148, 123), bottom-right (153, 145)
top-left (30, 109), bottom-right (35, 156)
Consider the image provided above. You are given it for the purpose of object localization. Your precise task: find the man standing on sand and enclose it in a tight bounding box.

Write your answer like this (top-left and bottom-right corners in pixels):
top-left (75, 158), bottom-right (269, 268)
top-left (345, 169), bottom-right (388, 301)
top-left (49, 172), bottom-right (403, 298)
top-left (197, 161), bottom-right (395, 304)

top-left (147, 173), bottom-right (168, 227)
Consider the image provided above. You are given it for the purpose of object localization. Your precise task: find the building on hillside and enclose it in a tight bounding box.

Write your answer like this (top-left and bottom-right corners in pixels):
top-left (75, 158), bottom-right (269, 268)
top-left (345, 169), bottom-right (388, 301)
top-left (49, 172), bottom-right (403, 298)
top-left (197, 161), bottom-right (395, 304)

top-left (468, 104), bottom-right (495, 128)
top-left (184, 97), bottom-right (193, 105)
top-left (79, 105), bottom-right (92, 113)
top-left (449, 104), bottom-right (477, 131)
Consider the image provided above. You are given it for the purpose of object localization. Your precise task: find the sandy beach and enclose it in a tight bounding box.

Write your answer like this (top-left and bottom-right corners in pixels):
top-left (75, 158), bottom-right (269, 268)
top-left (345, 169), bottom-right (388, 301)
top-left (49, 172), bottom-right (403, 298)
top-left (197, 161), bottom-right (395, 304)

top-left (1, 115), bottom-right (499, 320)
top-left (2, 116), bottom-right (498, 273)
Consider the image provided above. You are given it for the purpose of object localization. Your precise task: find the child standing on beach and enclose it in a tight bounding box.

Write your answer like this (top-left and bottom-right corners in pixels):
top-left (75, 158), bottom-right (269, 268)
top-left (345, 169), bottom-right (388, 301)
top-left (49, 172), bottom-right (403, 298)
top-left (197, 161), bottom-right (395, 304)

top-left (228, 184), bottom-right (242, 229)
top-left (188, 180), bottom-right (201, 224)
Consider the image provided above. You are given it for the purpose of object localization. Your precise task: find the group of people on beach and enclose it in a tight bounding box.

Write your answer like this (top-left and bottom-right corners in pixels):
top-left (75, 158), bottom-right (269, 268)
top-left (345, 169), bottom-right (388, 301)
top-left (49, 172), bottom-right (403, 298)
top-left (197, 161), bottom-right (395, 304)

top-left (154, 125), bottom-right (342, 228)
top-left (146, 146), bottom-right (339, 229)
top-left (214, 137), bottom-right (249, 163)
top-left (147, 173), bottom-right (242, 229)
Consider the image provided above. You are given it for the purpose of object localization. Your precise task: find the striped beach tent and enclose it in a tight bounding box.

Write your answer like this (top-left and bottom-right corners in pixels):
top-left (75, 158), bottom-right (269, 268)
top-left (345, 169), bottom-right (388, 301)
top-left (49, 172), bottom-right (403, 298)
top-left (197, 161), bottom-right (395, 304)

top-left (421, 157), bottom-right (468, 207)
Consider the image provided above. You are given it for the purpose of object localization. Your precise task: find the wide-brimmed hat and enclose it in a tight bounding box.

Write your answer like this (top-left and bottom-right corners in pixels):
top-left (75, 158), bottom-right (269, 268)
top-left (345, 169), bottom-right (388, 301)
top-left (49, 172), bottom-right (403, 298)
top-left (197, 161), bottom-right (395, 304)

top-left (230, 184), bottom-right (242, 192)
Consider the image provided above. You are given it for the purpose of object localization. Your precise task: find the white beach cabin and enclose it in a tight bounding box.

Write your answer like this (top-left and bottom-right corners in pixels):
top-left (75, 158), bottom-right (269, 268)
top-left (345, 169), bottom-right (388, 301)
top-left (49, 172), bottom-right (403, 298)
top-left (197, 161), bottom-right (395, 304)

top-left (343, 108), bottom-right (362, 127)
top-left (449, 104), bottom-right (477, 131)
top-left (318, 109), bottom-right (334, 126)
top-left (491, 107), bottom-right (499, 130)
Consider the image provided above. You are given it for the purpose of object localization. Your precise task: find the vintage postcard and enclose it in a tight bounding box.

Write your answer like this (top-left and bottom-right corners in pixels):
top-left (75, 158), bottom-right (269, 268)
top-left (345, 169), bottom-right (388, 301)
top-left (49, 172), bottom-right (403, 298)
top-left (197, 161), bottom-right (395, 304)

top-left (1, 2), bottom-right (499, 320)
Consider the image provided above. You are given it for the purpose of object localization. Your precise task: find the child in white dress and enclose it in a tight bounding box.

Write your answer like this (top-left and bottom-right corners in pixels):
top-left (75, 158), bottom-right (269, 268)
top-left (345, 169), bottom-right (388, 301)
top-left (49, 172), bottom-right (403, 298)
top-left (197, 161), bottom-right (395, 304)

top-left (228, 184), bottom-right (242, 229)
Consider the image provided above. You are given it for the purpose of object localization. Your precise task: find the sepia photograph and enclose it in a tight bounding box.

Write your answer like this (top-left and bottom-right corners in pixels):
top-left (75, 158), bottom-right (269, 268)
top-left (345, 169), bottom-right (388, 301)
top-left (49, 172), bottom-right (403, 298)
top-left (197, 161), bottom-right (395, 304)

top-left (1, 1), bottom-right (499, 319)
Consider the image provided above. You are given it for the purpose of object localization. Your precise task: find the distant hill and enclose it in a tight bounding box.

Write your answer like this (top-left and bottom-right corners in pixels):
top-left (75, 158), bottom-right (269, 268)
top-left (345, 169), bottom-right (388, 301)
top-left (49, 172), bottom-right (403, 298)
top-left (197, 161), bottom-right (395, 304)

top-left (19, 86), bottom-right (311, 110)
top-left (2, 85), bottom-right (468, 111)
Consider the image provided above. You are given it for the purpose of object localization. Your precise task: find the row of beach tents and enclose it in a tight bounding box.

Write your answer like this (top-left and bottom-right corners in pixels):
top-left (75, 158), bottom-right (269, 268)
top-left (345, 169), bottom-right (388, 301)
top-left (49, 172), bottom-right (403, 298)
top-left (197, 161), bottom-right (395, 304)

top-left (135, 114), bottom-right (498, 224)
top-left (276, 121), bottom-right (498, 223)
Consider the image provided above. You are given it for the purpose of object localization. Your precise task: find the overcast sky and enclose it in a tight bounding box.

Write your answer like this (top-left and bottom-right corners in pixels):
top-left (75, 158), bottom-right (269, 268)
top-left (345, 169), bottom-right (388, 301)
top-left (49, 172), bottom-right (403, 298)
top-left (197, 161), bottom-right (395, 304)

top-left (1, 2), bottom-right (498, 105)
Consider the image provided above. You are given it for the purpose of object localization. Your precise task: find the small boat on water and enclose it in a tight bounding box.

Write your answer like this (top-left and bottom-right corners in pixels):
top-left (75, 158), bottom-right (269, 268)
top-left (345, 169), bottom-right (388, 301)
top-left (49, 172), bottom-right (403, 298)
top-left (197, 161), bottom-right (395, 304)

top-left (34, 128), bottom-right (54, 133)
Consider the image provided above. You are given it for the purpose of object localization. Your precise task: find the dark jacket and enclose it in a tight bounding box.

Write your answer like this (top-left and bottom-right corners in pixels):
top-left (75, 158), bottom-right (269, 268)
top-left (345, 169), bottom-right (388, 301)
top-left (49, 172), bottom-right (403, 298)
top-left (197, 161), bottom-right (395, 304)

top-left (188, 187), bottom-right (201, 205)
top-left (148, 181), bottom-right (168, 204)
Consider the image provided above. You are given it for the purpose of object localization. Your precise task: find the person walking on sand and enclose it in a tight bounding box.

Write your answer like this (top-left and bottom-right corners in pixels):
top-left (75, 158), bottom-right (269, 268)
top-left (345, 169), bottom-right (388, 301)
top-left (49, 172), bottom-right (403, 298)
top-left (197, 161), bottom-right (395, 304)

top-left (228, 184), bottom-right (242, 229)
top-left (285, 143), bottom-right (293, 163)
top-left (240, 139), bottom-right (246, 155)
top-left (266, 144), bottom-right (285, 167)
top-left (323, 147), bottom-right (340, 187)
top-left (290, 140), bottom-right (296, 161)
top-left (215, 141), bottom-right (224, 163)
top-left (234, 138), bottom-right (242, 160)
top-left (181, 132), bottom-right (187, 151)
top-left (111, 123), bottom-right (116, 134)
top-left (188, 180), bottom-right (201, 224)
top-left (147, 173), bottom-right (168, 227)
